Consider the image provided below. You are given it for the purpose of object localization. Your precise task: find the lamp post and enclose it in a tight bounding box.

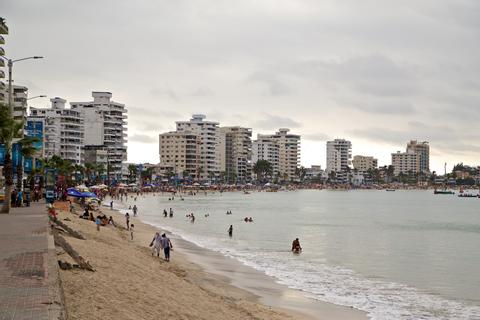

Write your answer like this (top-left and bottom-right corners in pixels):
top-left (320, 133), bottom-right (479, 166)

top-left (4, 56), bottom-right (43, 114)
top-left (27, 95), bottom-right (47, 100)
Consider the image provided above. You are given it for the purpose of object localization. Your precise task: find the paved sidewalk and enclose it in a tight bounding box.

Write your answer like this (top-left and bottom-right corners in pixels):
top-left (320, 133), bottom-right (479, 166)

top-left (0, 201), bottom-right (65, 320)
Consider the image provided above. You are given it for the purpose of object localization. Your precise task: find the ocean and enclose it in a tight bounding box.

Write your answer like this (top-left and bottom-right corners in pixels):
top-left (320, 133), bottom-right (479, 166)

top-left (119, 189), bottom-right (480, 320)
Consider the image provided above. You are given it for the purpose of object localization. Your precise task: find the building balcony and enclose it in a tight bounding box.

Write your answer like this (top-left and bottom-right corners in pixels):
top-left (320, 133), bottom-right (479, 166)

top-left (0, 19), bottom-right (8, 34)
top-left (0, 47), bottom-right (4, 56)
top-left (0, 58), bottom-right (4, 67)
top-left (0, 35), bottom-right (4, 45)
top-left (0, 70), bottom-right (4, 79)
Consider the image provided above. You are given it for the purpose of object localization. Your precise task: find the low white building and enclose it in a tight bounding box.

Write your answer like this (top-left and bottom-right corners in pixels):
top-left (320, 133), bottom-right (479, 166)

top-left (391, 151), bottom-right (420, 176)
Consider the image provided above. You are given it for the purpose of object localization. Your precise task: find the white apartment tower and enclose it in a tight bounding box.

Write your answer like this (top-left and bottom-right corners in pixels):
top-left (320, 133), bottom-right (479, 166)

top-left (220, 126), bottom-right (252, 183)
top-left (406, 140), bottom-right (430, 173)
top-left (29, 97), bottom-right (84, 164)
top-left (326, 139), bottom-right (352, 182)
top-left (252, 128), bottom-right (300, 180)
top-left (175, 114), bottom-right (221, 179)
top-left (0, 18), bottom-right (8, 105)
top-left (71, 92), bottom-right (128, 181)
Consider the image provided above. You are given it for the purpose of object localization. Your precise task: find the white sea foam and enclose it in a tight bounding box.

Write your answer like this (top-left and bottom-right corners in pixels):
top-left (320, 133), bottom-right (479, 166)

top-left (151, 225), bottom-right (480, 320)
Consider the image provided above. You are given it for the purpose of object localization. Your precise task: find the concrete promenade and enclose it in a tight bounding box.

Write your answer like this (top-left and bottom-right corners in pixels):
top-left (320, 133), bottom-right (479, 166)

top-left (0, 201), bottom-right (65, 320)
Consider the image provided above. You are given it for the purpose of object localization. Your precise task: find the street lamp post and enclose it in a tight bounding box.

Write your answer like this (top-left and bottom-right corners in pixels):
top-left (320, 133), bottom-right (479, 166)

top-left (4, 56), bottom-right (44, 114)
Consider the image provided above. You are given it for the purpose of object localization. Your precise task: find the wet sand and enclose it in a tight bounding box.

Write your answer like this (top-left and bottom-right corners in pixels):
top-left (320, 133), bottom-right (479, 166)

top-left (56, 201), bottom-right (367, 319)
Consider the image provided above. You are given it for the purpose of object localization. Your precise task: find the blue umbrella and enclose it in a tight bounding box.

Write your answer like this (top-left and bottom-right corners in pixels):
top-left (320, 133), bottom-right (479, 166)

top-left (81, 192), bottom-right (98, 198)
top-left (67, 188), bottom-right (87, 198)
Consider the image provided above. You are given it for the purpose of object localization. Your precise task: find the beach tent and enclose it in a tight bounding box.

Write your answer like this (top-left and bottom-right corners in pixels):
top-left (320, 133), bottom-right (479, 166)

top-left (193, 182), bottom-right (200, 186)
top-left (128, 183), bottom-right (137, 187)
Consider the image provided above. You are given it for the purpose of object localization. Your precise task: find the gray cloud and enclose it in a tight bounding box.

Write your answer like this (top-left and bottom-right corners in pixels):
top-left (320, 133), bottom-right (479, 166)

top-left (252, 114), bottom-right (302, 130)
top-left (304, 133), bottom-right (330, 141)
top-left (3, 0), bottom-right (480, 169)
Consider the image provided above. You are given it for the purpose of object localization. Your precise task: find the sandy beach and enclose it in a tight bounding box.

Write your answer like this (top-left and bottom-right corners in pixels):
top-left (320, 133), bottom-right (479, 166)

top-left (53, 202), bottom-right (367, 320)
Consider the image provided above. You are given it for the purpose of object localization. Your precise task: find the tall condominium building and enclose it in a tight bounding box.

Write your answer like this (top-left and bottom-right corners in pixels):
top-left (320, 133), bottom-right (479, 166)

top-left (352, 155), bottom-right (378, 173)
top-left (71, 92), bottom-right (128, 180)
top-left (175, 114), bottom-right (221, 179)
top-left (252, 128), bottom-right (300, 180)
top-left (252, 136), bottom-right (280, 174)
top-left (29, 97), bottom-right (84, 164)
top-left (158, 131), bottom-right (200, 179)
top-left (326, 139), bottom-right (352, 179)
top-left (391, 151), bottom-right (420, 176)
top-left (0, 17), bottom-right (7, 105)
top-left (406, 140), bottom-right (430, 173)
top-left (219, 126), bottom-right (252, 182)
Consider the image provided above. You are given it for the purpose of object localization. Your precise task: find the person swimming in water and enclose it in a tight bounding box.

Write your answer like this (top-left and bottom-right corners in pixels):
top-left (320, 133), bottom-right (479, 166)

top-left (228, 225), bottom-right (233, 237)
top-left (292, 238), bottom-right (302, 253)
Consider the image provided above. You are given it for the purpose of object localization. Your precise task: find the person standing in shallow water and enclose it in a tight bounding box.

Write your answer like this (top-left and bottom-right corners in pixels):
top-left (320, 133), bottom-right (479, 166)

top-left (133, 205), bottom-right (138, 216)
top-left (228, 225), bottom-right (233, 237)
top-left (292, 238), bottom-right (302, 253)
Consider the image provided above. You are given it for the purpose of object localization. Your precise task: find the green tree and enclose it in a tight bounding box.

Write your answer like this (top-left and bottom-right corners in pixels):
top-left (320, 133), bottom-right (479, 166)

top-left (252, 160), bottom-right (273, 182)
top-left (0, 106), bottom-right (23, 213)
top-left (16, 136), bottom-right (41, 191)
top-left (128, 164), bottom-right (137, 183)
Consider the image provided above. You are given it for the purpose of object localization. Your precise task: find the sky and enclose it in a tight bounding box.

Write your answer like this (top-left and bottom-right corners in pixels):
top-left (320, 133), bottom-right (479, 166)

top-left (2, 0), bottom-right (480, 173)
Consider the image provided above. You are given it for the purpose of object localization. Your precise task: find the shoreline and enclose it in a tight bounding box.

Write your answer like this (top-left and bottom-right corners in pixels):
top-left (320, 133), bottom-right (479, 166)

top-left (107, 200), bottom-right (367, 320)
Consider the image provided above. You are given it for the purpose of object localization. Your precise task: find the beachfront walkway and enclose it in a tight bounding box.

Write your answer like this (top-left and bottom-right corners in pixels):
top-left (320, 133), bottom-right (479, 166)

top-left (0, 201), bottom-right (64, 320)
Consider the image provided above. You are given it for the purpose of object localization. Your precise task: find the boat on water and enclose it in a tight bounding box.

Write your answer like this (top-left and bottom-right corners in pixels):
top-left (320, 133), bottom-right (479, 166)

top-left (434, 189), bottom-right (455, 195)
top-left (386, 189), bottom-right (396, 192)
top-left (458, 194), bottom-right (478, 198)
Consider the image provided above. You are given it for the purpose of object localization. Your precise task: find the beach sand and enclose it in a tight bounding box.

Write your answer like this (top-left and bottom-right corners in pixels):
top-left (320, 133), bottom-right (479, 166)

top-left (54, 203), bottom-right (367, 320)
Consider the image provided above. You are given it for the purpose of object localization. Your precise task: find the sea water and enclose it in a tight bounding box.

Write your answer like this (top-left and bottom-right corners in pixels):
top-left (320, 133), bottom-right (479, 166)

top-left (122, 190), bottom-right (480, 320)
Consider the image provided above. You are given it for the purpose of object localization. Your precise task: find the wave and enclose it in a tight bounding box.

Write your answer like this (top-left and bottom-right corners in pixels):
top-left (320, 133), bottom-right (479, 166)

top-left (143, 221), bottom-right (480, 320)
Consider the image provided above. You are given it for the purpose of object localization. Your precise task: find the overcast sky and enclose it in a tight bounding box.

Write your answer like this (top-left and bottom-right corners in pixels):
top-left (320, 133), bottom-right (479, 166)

top-left (2, 0), bottom-right (480, 172)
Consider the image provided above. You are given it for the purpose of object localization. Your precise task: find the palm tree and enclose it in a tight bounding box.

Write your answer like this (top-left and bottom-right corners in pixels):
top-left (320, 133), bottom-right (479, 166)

top-left (16, 136), bottom-right (41, 191)
top-left (95, 163), bottom-right (106, 183)
top-left (84, 162), bottom-right (95, 184)
top-left (253, 160), bottom-right (273, 183)
top-left (0, 106), bottom-right (23, 213)
top-left (128, 164), bottom-right (137, 183)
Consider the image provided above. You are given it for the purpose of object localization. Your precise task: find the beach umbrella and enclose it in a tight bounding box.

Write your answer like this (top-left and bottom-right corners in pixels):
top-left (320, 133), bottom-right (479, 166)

top-left (81, 191), bottom-right (98, 198)
top-left (193, 182), bottom-right (200, 186)
top-left (67, 188), bottom-right (87, 198)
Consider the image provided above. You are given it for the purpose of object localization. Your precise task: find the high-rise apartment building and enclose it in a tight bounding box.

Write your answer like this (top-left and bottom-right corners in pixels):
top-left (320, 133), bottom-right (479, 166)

top-left (252, 136), bottom-right (280, 174)
top-left (71, 92), bottom-right (128, 180)
top-left (29, 97), bottom-right (84, 164)
top-left (406, 140), bottom-right (429, 173)
top-left (0, 17), bottom-right (7, 105)
top-left (352, 155), bottom-right (378, 173)
top-left (174, 114), bottom-right (221, 179)
top-left (219, 126), bottom-right (252, 183)
top-left (158, 131), bottom-right (200, 179)
top-left (391, 151), bottom-right (420, 176)
top-left (326, 139), bottom-right (352, 182)
top-left (252, 128), bottom-right (300, 180)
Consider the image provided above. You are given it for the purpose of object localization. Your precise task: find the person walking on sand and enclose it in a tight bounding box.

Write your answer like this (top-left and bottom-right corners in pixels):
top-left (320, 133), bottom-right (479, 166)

top-left (292, 238), bottom-right (302, 253)
top-left (95, 216), bottom-right (102, 231)
top-left (130, 224), bottom-right (135, 240)
top-left (149, 232), bottom-right (162, 257)
top-left (160, 233), bottom-right (173, 261)
top-left (110, 200), bottom-right (114, 210)
top-left (133, 205), bottom-right (138, 217)
top-left (125, 212), bottom-right (130, 230)
top-left (228, 225), bottom-right (233, 237)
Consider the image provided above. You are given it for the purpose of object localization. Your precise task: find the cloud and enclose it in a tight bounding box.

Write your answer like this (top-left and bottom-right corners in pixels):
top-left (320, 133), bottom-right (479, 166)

top-left (351, 121), bottom-right (480, 155)
top-left (304, 133), bottom-right (330, 141)
top-left (252, 114), bottom-right (301, 130)
top-left (246, 71), bottom-right (291, 96)
top-left (129, 134), bottom-right (157, 144)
